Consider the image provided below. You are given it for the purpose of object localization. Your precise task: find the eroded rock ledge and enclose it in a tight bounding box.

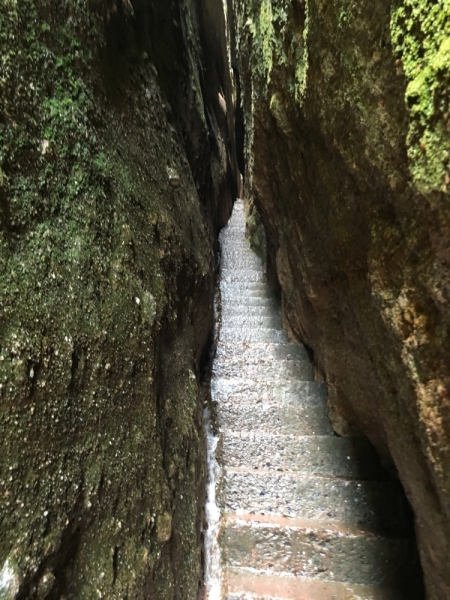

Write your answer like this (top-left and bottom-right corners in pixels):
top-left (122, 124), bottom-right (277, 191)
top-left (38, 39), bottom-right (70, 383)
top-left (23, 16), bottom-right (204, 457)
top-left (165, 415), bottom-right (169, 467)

top-left (0, 0), bottom-right (236, 597)
top-left (230, 0), bottom-right (450, 598)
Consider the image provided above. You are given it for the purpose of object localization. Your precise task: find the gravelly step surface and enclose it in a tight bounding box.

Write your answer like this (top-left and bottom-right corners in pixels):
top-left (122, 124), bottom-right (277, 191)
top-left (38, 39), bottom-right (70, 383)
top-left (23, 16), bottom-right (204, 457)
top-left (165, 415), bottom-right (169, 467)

top-left (223, 569), bottom-right (400, 600)
top-left (211, 378), bottom-right (326, 405)
top-left (221, 433), bottom-right (387, 480)
top-left (217, 401), bottom-right (334, 435)
top-left (221, 314), bottom-right (283, 329)
top-left (221, 471), bottom-right (408, 533)
top-left (222, 516), bottom-right (413, 585)
top-left (209, 200), bottom-right (419, 600)
top-left (212, 358), bottom-right (313, 380)
top-left (215, 341), bottom-right (309, 361)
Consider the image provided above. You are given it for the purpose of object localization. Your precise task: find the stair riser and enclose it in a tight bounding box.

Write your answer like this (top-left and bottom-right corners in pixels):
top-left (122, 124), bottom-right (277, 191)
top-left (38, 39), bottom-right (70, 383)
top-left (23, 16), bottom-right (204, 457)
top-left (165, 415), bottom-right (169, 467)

top-left (220, 328), bottom-right (290, 343)
top-left (215, 342), bottom-right (309, 361)
top-left (217, 402), bottom-right (333, 436)
top-left (220, 306), bottom-right (281, 318)
top-left (218, 296), bottom-right (277, 307)
top-left (220, 315), bottom-right (283, 329)
top-left (221, 522), bottom-right (414, 586)
top-left (222, 271), bottom-right (266, 283)
top-left (211, 379), bottom-right (327, 405)
top-left (222, 472), bottom-right (409, 533)
top-left (212, 360), bottom-right (314, 380)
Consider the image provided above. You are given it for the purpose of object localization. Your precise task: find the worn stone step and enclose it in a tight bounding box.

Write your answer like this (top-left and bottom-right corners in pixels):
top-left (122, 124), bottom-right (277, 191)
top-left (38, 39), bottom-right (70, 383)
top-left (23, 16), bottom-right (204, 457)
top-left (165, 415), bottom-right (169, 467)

top-left (220, 289), bottom-right (277, 302)
top-left (220, 314), bottom-right (283, 330)
top-left (217, 400), bottom-right (332, 436)
top-left (221, 433), bottom-right (386, 480)
top-left (222, 515), bottom-right (415, 586)
top-left (221, 471), bottom-right (409, 534)
top-left (224, 568), bottom-right (400, 600)
top-left (221, 280), bottom-right (267, 290)
top-left (215, 341), bottom-right (309, 362)
top-left (220, 327), bottom-right (290, 343)
top-left (212, 358), bottom-right (314, 380)
top-left (222, 270), bottom-right (266, 283)
top-left (219, 295), bottom-right (277, 308)
top-left (221, 259), bottom-right (263, 271)
top-left (220, 304), bottom-right (281, 318)
top-left (211, 378), bottom-right (326, 405)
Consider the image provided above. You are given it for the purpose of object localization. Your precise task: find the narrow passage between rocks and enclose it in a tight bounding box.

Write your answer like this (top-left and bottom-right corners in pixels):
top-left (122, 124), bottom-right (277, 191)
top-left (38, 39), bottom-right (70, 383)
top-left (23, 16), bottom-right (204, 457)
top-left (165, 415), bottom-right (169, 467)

top-left (205, 200), bottom-right (421, 600)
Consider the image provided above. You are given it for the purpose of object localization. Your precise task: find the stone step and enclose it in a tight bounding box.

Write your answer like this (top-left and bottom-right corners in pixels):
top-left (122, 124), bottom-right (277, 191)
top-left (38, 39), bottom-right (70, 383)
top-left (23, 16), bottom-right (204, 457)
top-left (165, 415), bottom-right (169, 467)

top-left (220, 327), bottom-right (290, 343)
top-left (220, 314), bottom-right (283, 330)
top-left (211, 378), bottom-right (326, 406)
top-left (222, 515), bottom-right (415, 586)
top-left (224, 568), bottom-right (400, 600)
top-left (220, 281), bottom-right (270, 293)
top-left (217, 400), bottom-right (333, 436)
top-left (215, 341), bottom-right (309, 362)
top-left (221, 471), bottom-right (409, 534)
top-left (221, 258), bottom-right (263, 270)
top-left (221, 241), bottom-right (251, 250)
top-left (222, 270), bottom-right (266, 283)
top-left (219, 295), bottom-right (277, 308)
top-left (220, 304), bottom-right (280, 318)
top-left (221, 433), bottom-right (386, 480)
top-left (212, 358), bottom-right (314, 380)
top-left (221, 230), bottom-right (247, 238)
top-left (221, 247), bottom-right (258, 256)
top-left (220, 289), bottom-right (277, 303)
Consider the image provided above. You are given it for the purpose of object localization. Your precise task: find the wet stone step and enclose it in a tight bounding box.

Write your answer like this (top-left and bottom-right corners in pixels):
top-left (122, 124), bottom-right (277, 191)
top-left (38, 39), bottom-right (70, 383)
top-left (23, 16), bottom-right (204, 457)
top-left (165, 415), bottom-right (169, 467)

top-left (211, 379), bottom-right (326, 405)
top-left (220, 289), bottom-right (278, 302)
top-left (222, 516), bottom-right (415, 586)
top-left (212, 358), bottom-right (313, 380)
top-left (222, 270), bottom-right (266, 283)
top-left (220, 304), bottom-right (281, 318)
top-left (221, 315), bottom-right (283, 329)
top-left (221, 433), bottom-right (386, 480)
top-left (217, 400), bottom-right (333, 436)
top-left (222, 471), bottom-right (409, 534)
top-left (220, 288), bottom-right (276, 301)
top-left (220, 327), bottom-right (290, 343)
top-left (221, 259), bottom-right (263, 270)
top-left (215, 341), bottom-right (310, 361)
top-left (224, 568), bottom-right (400, 600)
top-left (219, 295), bottom-right (278, 307)
top-left (221, 281), bottom-right (269, 291)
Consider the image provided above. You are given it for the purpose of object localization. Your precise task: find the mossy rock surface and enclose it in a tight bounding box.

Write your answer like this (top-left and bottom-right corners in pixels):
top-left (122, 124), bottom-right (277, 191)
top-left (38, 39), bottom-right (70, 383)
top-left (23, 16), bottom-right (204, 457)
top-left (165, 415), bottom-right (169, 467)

top-left (0, 0), bottom-right (235, 597)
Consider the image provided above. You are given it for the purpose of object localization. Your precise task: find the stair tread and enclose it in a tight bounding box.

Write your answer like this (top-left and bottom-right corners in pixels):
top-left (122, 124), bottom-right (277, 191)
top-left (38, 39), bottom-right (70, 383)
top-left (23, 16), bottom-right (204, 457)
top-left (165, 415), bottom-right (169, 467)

top-left (222, 470), bottom-right (409, 533)
top-left (221, 433), bottom-right (386, 480)
top-left (224, 569), bottom-right (400, 600)
top-left (216, 341), bottom-right (309, 361)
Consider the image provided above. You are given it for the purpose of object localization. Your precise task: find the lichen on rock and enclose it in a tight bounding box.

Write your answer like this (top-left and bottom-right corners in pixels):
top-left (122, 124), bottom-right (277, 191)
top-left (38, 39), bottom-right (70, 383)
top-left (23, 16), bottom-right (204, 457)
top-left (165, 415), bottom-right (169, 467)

top-left (391, 0), bottom-right (450, 194)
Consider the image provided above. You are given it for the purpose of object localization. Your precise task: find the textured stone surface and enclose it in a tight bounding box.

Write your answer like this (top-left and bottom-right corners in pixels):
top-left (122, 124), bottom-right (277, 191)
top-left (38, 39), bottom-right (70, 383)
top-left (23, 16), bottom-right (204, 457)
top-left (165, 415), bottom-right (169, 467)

top-left (0, 0), bottom-right (236, 597)
top-left (230, 0), bottom-right (450, 597)
top-left (211, 201), bottom-right (421, 599)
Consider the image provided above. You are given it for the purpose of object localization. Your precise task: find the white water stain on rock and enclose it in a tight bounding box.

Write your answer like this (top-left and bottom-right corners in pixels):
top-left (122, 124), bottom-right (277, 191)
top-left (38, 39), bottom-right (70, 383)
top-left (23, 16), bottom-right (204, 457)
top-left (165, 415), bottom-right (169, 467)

top-left (0, 559), bottom-right (19, 599)
top-left (203, 409), bottom-right (222, 600)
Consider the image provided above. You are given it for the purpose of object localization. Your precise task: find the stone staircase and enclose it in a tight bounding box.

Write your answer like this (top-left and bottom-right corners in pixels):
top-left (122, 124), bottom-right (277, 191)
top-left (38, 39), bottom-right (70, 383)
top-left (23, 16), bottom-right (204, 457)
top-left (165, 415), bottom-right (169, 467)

top-left (210, 200), bottom-right (421, 600)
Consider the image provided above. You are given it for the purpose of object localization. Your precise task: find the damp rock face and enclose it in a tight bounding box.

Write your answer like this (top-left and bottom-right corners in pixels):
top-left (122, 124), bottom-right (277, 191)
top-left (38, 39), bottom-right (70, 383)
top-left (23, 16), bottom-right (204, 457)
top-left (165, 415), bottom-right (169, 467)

top-left (230, 1), bottom-right (450, 598)
top-left (0, 0), bottom-right (236, 598)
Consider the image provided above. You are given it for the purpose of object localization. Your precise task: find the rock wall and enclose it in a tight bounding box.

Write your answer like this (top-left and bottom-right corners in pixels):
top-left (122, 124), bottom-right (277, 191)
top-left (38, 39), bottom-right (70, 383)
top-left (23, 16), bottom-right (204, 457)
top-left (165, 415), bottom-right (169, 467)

top-left (0, 0), bottom-right (236, 598)
top-left (230, 0), bottom-right (450, 598)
